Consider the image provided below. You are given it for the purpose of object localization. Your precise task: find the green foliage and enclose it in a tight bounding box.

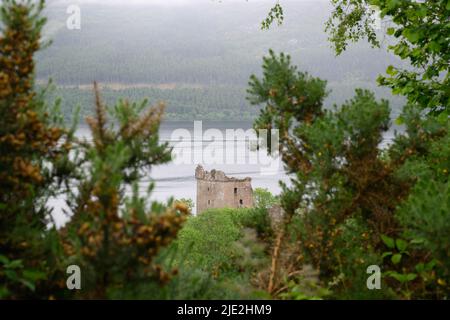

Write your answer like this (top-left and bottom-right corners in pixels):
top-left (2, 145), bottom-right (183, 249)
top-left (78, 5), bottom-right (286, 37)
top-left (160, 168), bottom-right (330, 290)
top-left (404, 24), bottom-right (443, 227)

top-left (249, 50), bottom-right (449, 299)
top-left (324, 218), bottom-right (394, 299)
top-left (396, 179), bottom-right (450, 281)
top-left (171, 208), bottom-right (271, 298)
top-left (388, 103), bottom-right (450, 296)
top-left (0, 0), bottom-right (191, 299)
top-left (373, 0), bottom-right (449, 113)
top-left (248, 50), bottom-right (328, 173)
top-left (176, 209), bottom-right (242, 274)
top-left (253, 188), bottom-right (279, 209)
top-left (175, 208), bottom-right (266, 275)
top-left (266, 1), bottom-right (449, 113)
top-left (381, 235), bottom-right (409, 265)
top-left (325, 0), bottom-right (380, 55)
top-left (231, 207), bottom-right (274, 241)
top-left (2, 0), bottom-right (449, 300)
top-left (327, 0), bottom-right (450, 113)
top-left (380, 234), bottom-right (440, 299)
top-left (261, 3), bottom-right (284, 30)
top-left (279, 265), bottom-right (332, 300)
top-left (0, 0), bottom-right (70, 299)
top-left (59, 84), bottom-right (189, 299)
top-left (0, 254), bottom-right (46, 298)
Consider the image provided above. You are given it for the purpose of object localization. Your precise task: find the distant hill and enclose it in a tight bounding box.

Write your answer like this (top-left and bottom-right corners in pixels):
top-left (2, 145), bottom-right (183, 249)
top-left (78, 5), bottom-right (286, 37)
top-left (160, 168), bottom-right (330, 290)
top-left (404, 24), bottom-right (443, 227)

top-left (37, 0), bottom-right (406, 121)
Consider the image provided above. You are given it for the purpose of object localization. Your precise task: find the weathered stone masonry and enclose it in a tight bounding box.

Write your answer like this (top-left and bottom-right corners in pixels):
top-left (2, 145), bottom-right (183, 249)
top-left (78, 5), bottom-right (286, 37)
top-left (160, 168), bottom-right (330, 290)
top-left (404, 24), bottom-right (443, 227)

top-left (195, 165), bottom-right (253, 214)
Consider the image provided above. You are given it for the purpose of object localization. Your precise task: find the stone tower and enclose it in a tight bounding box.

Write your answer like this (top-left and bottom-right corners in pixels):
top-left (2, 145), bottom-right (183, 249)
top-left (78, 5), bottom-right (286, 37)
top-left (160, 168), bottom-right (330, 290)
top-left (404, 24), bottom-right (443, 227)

top-left (195, 165), bottom-right (253, 214)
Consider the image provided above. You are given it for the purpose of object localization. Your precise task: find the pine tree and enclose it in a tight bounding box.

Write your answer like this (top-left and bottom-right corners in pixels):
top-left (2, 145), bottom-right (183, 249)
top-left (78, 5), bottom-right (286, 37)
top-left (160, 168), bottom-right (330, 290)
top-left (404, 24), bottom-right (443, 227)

top-left (0, 0), bottom-right (67, 298)
top-left (60, 84), bottom-right (189, 298)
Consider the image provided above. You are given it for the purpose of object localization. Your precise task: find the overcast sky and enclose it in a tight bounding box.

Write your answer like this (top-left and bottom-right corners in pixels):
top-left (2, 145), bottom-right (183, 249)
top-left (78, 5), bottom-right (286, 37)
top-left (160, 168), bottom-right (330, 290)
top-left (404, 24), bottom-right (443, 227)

top-left (50, 0), bottom-right (256, 6)
top-left (49, 0), bottom-right (323, 6)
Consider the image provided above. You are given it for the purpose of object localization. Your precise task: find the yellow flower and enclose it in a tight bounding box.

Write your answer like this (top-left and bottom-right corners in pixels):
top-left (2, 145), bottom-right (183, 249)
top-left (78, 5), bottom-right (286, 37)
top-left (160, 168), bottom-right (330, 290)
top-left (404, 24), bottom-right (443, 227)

top-left (437, 278), bottom-right (446, 286)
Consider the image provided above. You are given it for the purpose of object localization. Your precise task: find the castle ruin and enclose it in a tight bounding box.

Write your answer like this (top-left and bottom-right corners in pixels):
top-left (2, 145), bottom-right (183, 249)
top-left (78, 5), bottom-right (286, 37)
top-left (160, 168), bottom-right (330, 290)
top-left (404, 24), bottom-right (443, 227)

top-left (195, 165), bottom-right (253, 214)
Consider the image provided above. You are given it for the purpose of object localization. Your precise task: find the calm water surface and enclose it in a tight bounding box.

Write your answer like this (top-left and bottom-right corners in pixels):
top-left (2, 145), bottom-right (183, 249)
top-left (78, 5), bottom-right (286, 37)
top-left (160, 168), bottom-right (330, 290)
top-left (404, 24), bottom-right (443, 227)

top-left (50, 120), bottom-right (398, 227)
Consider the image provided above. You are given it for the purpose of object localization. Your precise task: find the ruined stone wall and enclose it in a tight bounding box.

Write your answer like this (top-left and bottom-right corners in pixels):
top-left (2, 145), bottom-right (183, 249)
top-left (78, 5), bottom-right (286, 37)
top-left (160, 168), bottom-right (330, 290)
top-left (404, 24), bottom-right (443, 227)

top-left (195, 165), bottom-right (253, 214)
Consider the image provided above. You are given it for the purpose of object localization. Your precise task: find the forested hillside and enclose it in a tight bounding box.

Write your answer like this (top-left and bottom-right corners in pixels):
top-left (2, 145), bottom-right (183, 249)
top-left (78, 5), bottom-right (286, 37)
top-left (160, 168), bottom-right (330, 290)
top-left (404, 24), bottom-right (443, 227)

top-left (38, 0), bottom-right (405, 121)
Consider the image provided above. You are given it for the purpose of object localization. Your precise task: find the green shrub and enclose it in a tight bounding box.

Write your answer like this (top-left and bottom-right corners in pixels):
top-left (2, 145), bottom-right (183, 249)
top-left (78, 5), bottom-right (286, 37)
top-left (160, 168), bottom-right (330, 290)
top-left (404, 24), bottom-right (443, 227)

top-left (253, 188), bottom-right (279, 209)
top-left (170, 208), bottom-right (271, 299)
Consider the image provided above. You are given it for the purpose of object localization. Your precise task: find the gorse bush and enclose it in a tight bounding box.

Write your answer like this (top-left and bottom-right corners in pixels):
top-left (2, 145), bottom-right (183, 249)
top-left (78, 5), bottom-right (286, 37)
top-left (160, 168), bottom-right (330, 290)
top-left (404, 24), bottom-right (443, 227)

top-left (0, 0), bottom-right (68, 299)
top-left (59, 84), bottom-right (189, 299)
top-left (0, 0), bottom-right (189, 299)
